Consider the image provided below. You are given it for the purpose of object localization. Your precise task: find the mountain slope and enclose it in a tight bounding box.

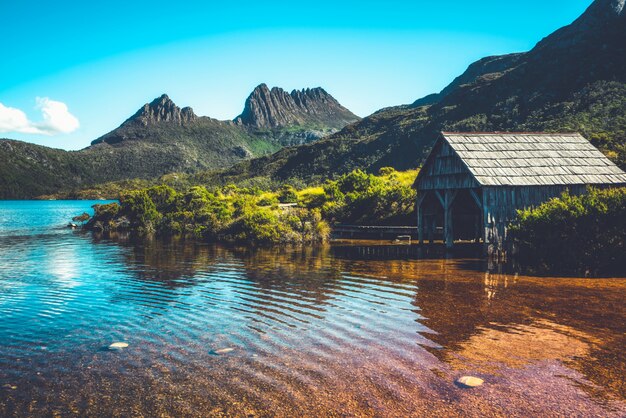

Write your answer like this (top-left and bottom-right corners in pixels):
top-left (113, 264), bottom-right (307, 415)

top-left (0, 87), bottom-right (357, 198)
top-left (217, 0), bottom-right (626, 184)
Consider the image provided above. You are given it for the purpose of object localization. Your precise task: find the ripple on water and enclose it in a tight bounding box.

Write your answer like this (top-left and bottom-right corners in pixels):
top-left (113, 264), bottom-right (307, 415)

top-left (0, 201), bottom-right (625, 416)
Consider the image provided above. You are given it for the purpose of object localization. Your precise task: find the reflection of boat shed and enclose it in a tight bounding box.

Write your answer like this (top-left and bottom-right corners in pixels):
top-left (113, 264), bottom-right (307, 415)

top-left (413, 132), bottom-right (626, 250)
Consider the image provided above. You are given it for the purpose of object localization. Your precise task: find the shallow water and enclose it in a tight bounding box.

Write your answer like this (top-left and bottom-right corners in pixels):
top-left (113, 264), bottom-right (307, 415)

top-left (0, 201), bottom-right (624, 417)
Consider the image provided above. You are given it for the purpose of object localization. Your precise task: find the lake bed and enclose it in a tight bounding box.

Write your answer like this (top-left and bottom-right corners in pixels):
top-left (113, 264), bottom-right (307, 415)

top-left (0, 201), bottom-right (624, 416)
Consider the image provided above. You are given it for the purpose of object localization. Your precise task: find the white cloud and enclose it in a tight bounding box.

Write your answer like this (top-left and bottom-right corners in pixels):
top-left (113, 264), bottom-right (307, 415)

top-left (0, 98), bottom-right (79, 136)
top-left (0, 102), bottom-right (41, 134)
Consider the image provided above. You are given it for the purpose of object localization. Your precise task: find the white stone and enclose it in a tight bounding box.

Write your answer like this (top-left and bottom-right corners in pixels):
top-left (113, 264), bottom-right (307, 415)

top-left (108, 342), bottom-right (129, 350)
top-left (213, 347), bottom-right (235, 355)
top-left (456, 376), bottom-right (484, 388)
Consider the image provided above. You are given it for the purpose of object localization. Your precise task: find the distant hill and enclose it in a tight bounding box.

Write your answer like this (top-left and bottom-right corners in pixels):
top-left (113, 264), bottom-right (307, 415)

top-left (215, 0), bottom-right (626, 184)
top-left (0, 86), bottom-right (359, 198)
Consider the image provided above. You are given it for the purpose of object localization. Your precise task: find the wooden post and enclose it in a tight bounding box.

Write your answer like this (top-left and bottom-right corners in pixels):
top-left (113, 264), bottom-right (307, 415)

top-left (428, 216), bottom-right (435, 244)
top-left (474, 213), bottom-right (481, 243)
top-left (482, 189), bottom-right (490, 255)
top-left (416, 192), bottom-right (426, 245)
top-left (444, 189), bottom-right (457, 249)
top-left (469, 189), bottom-right (483, 243)
top-left (417, 206), bottom-right (423, 244)
top-left (444, 191), bottom-right (453, 249)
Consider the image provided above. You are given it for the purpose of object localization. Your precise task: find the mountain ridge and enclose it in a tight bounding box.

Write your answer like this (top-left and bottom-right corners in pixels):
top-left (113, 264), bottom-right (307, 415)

top-left (211, 0), bottom-right (626, 184)
top-left (234, 84), bottom-right (359, 130)
top-left (0, 85), bottom-right (358, 198)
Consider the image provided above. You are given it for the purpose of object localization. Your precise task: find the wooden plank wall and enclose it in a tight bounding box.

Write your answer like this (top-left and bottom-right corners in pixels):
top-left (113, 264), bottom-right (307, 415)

top-left (482, 185), bottom-right (589, 249)
top-left (418, 141), bottom-right (479, 190)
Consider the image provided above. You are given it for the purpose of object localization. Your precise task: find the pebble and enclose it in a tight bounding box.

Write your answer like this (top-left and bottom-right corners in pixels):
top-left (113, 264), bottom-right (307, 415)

top-left (456, 376), bottom-right (484, 388)
top-left (108, 342), bottom-right (129, 350)
top-left (212, 348), bottom-right (235, 355)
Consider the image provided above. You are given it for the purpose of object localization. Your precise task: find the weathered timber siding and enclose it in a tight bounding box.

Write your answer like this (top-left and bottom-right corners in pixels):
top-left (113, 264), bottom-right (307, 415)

top-left (417, 139), bottom-right (479, 190)
top-left (415, 133), bottom-right (626, 250)
top-left (482, 185), bottom-right (589, 246)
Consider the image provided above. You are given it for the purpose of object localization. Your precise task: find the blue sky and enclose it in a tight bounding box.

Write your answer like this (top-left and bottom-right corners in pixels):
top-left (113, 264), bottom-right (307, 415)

top-left (0, 0), bottom-right (591, 150)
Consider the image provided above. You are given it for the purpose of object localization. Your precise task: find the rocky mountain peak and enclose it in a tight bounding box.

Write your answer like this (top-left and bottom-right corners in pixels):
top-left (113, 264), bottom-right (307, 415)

top-left (90, 94), bottom-right (198, 146)
top-left (234, 84), bottom-right (359, 130)
top-left (127, 94), bottom-right (197, 127)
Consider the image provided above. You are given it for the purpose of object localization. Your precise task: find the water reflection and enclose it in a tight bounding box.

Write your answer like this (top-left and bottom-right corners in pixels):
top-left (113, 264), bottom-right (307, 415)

top-left (0, 226), bottom-right (624, 416)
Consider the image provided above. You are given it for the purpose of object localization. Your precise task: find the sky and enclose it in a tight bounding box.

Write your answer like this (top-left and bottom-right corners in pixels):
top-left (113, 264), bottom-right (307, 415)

top-left (0, 0), bottom-right (592, 150)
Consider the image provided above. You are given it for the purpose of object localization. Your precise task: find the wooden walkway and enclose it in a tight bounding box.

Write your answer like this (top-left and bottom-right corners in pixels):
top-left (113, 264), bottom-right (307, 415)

top-left (332, 225), bottom-right (421, 239)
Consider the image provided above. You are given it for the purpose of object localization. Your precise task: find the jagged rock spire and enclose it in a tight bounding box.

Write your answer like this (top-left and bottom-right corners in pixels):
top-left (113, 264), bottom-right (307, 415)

top-left (234, 84), bottom-right (359, 129)
top-left (128, 94), bottom-right (197, 127)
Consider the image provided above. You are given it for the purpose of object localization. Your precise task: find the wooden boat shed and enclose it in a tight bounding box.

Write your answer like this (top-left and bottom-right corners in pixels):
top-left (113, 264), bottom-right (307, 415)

top-left (414, 132), bottom-right (626, 250)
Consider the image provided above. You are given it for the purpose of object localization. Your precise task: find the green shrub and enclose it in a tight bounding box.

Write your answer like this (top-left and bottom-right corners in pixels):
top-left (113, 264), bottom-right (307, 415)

top-left (146, 185), bottom-right (178, 212)
top-left (278, 184), bottom-right (298, 203)
top-left (321, 169), bottom-right (416, 225)
top-left (120, 190), bottom-right (160, 232)
top-left (233, 207), bottom-right (287, 243)
top-left (509, 187), bottom-right (626, 276)
top-left (82, 169), bottom-right (418, 243)
top-left (92, 202), bottom-right (120, 221)
top-left (257, 195), bottom-right (279, 207)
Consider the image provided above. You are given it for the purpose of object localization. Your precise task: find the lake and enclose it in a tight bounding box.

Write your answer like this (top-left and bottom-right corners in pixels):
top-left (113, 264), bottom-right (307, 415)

top-left (0, 200), bottom-right (624, 416)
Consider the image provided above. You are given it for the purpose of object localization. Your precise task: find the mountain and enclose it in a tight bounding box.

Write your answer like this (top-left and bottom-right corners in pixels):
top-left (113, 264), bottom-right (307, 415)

top-left (92, 94), bottom-right (198, 146)
top-left (0, 86), bottom-right (357, 198)
top-left (216, 0), bottom-right (626, 184)
top-left (235, 84), bottom-right (358, 130)
top-left (233, 84), bottom-right (360, 146)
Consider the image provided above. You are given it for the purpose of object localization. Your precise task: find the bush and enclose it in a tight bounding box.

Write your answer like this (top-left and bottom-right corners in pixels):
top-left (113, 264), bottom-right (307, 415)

top-left (146, 185), bottom-right (178, 212)
top-left (120, 190), bottom-right (160, 232)
top-left (92, 202), bottom-right (120, 222)
top-left (81, 169), bottom-right (419, 243)
top-left (232, 207), bottom-right (287, 243)
top-left (257, 195), bottom-right (279, 207)
top-left (509, 187), bottom-right (626, 276)
top-left (278, 184), bottom-right (298, 203)
top-left (322, 169), bottom-right (416, 225)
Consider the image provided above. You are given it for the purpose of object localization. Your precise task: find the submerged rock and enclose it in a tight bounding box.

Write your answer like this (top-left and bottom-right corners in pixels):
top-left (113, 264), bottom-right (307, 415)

top-left (108, 342), bottom-right (129, 350)
top-left (211, 347), bottom-right (235, 355)
top-left (456, 376), bottom-right (484, 388)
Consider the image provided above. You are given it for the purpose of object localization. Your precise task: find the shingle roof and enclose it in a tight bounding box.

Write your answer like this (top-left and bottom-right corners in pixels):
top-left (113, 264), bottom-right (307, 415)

top-left (442, 132), bottom-right (626, 186)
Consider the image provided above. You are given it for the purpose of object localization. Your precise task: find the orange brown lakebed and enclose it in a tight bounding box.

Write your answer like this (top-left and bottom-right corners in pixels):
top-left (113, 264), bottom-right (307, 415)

top-left (0, 225), bottom-right (624, 416)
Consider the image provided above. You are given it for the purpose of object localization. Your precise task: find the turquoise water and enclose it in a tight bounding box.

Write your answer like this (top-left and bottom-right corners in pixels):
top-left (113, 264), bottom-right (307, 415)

top-left (0, 200), bottom-right (114, 236)
top-left (0, 200), bottom-right (624, 416)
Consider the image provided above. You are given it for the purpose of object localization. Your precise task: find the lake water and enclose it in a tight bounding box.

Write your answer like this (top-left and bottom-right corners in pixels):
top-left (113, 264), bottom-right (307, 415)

top-left (0, 200), bottom-right (624, 417)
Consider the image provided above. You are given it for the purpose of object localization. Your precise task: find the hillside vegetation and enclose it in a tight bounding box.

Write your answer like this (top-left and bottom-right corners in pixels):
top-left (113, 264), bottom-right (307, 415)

top-left (207, 0), bottom-right (626, 184)
top-left (83, 168), bottom-right (418, 244)
top-left (510, 187), bottom-right (626, 276)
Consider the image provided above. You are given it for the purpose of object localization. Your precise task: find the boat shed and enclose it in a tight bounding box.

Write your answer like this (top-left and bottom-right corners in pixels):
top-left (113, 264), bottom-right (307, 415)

top-left (413, 132), bottom-right (626, 250)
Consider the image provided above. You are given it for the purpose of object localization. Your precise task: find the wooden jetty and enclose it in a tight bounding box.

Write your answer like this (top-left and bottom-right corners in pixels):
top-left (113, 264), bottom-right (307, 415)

top-left (332, 225), bottom-right (421, 240)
